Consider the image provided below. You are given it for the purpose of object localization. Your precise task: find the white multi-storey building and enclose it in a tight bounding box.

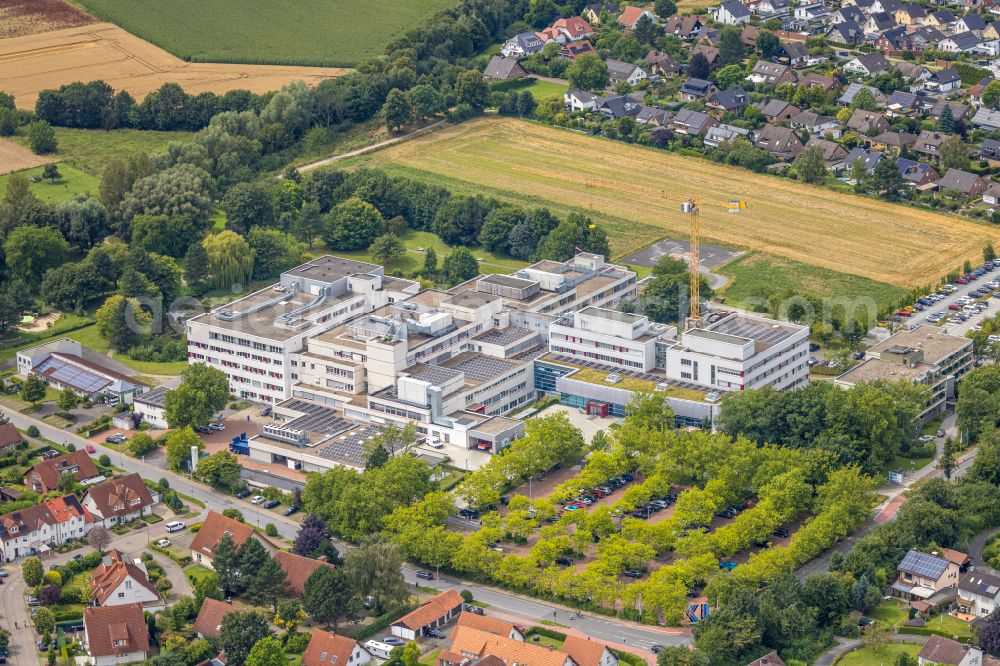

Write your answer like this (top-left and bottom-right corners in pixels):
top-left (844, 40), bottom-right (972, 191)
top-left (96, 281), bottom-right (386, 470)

top-left (549, 307), bottom-right (677, 372)
top-left (0, 494), bottom-right (92, 561)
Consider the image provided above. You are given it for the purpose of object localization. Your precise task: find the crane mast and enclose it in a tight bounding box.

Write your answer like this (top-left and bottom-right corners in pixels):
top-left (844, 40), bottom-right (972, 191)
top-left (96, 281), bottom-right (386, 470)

top-left (679, 198), bottom-right (746, 328)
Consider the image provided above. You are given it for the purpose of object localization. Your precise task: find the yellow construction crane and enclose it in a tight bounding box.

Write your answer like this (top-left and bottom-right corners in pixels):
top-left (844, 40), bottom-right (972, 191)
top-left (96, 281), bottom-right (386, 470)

top-left (679, 197), bottom-right (746, 325)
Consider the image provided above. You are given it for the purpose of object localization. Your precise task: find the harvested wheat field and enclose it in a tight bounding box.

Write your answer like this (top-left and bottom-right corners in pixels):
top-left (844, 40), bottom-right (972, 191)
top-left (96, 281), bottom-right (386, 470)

top-left (0, 137), bottom-right (51, 174)
top-left (0, 22), bottom-right (348, 109)
top-left (356, 117), bottom-right (1000, 288)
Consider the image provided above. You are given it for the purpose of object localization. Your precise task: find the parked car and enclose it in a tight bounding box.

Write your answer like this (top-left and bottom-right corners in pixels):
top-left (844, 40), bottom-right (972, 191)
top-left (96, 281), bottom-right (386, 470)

top-left (719, 561), bottom-right (738, 570)
top-left (381, 637), bottom-right (405, 647)
top-left (852, 351), bottom-right (865, 360)
top-left (263, 500), bottom-right (280, 509)
top-left (86, 444), bottom-right (96, 454)
top-left (919, 435), bottom-right (934, 442)
top-left (282, 506), bottom-right (300, 516)
top-left (235, 489), bottom-right (252, 499)
top-left (623, 569), bottom-right (643, 578)
top-left (555, 557), bottom-right (573, 566)
top-left (415, 570), bottom-right (435, 580)
top-left (424, 628), bottom-right (446, 640)
top-left (104, 434), bottom-right (124, 444)
top-left (772, 527), bottom-right (790, 538)
top-left (156, 539), bottom-right (171, 548)
top-left (194, 425), bottom-right (211, 434)
top-left (937, 429), bottom-right (946, 438)
top-left (251, 495), bottom-right (266, 505)
top-left (458, 508), bottom-right (480, 520)
top-left (650, 645), bottom-right (665, 655)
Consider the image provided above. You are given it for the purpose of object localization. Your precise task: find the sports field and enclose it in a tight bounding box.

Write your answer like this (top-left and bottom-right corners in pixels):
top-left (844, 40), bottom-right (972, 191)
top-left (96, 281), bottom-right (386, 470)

top-left (350, 117), bottom-right (1000, 289)
top-left (73, 0), bottom-right (455, 67)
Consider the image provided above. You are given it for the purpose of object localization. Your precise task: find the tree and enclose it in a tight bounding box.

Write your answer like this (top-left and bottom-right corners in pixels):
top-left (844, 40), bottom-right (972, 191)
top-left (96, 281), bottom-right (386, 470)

top-left (718, 27), bottom-right (746, 66)
top-left (713, 64), bottom-right (746, 91)
top-left (203, 230), bottom-right (254, 290)
top-left (94, 295), bottom-right (147, 352)
top-left (4, 225), bottom-right (68, 287)
top-left (55, 387), bottom-right (79, 411)
top-left (212, 533), bottom-right (241, 596)
top-left (127, 432), bottom-right (158, 457)
top-left (302, 564), bottom-right (354, 629)
top-left (220, 610), bottom-right (273, 666)
top-left (422, 247), bottom-right (438, 276)
top-left (566, 54), bottom-right (610, 90)
top-left (641, 270), bottom-right (712, 325)
top-left (248, 227), bottom-right (304, 280)
top-left (794, 144), bottom-right (826, 184)
top-left (323, 196), bottom-right (387, 251)
top-left (222, 182), bottom-right (275, 235)
top-left (0, 107), bottom-right (18, 136)
top-left (986, 243), bottom-right (997, 263)
top-left (165, 363), bottom-right (230, 428)
top-left (657, 647), bottom-right (710, 666)
top-left (940, 134), bottom-right (970, 172)
top-left (292, 201), bottom-right (324, 248)
top-left (121, 163), bottom-right (215, 228)
top-left (293, 513), bottom-right (331, 557)
top-left (755, 30), bottom-right (780, 59)
top-left (165, 426), bottom-right (204, 472)
top-left (245, 556), bottom-right (288, 611)
top-left (23, 556), bottom-right (43, 587)
top-left (655, 0), bottom-right (678, 18)
top-left (980, 610), bottom-right (1000, 656)
top-left (183, 239), bottom-right (211, 293)
top-left (245, 636), bottom-right (286, 666)
top-left (87, 525), bottom-right (112, 553)
top-left (193, 571), bottom-right (222, 608)
top-left (455, 70), bottom-right (489, 109)
top-left (409, 84), bottom-right (447, 120)
top-left (343, 537), bottom-right (407, 614)
top-left (28, 121), bottom-right (57, 154)
top-left (194, 451), bottom-right (243, 489)
top-left (871, 157), bottom-right (904, 201)
top-left (937, 104), bottom-right (955, 133)
top-left (274, 599), bottom-right (307, 633)
top-left (688, 53), bottom-right (710, 80)
top-left (442, 247), bottom-right (479, 286)
top-left (34, 607), bottom-right (55, 636)
top-left (383, 89), bottom-right (413, 133)
top-left (43, 164), bottom-right (60, 182)
top-left (851, 87), bottom-right (878, 112)
top-left (984, 80), bottom-right (1000, 109)
top-left (20, 375), bottom-right (46, 406)
top-left (633, 15), bottom-right (663, 46)
top-left (371, 234), bottom-right (406, 265)
top-left (939, 438), bottom-right (956, 480)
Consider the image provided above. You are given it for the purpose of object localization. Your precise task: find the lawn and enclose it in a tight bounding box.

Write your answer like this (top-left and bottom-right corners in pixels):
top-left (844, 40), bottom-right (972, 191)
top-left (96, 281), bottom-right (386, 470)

top-left (13, 127), bottom-right (191, 176)
top-left (836, 644), bottom-right (921, 666)
top-left (717, 252), bottom-right (908, 314)
top-left (183, 563), bottom-right (215, 586)
top-left (868, 600), bottom-right (908, 626)
top-left (0, 164), bottom-right (100, 204)
top-left (74, 0), bottom-right (457, 67)
top-left (500, 78), bottom-right (569, 100)
top-left (924, 612), bottom-right (974, 639)
top-left (349, 116), bottom-right (1000, 290)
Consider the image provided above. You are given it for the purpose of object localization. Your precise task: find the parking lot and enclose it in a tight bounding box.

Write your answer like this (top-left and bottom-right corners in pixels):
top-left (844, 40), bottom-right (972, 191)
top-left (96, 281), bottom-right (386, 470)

top-left (891, 258), bottom-right (1000, 337)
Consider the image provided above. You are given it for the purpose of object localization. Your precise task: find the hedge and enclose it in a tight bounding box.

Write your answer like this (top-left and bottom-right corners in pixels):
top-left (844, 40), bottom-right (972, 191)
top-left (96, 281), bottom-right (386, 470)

top-left (351, 604), bottom-right (418, 641)
top-left (613, 650), bottom-right (647, 666)
top-left (52, 609), bottom-right (83, 622)
top-left (527, 626), bottom-right (567, 641)
top-left (897, 626), bottom-right (973, 642)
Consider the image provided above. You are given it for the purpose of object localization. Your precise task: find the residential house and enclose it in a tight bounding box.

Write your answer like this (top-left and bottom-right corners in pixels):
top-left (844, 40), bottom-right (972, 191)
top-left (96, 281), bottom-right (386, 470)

top-left (794, 2), bottom-right (830, 21)
top-left (937, 169), bottom-right (988, 197)
top-left (583, 2), bottom-right (620, 23)
top-left (663, 15), bottom-right (702, 38)
top-left (713, 0), bottom-right (752, 24)
top-left (24, 450), bottom-right (100, 493)
top-left (837, 83), bottom-right (887, 107)
top-left (929, 100), bottom-right (969, 124)
top-left (302, 630), bottom-right (373, 666)
top-left (789, 110), bottom-right (841, 137)
top-left (871, 0), bottom-right (903, 14)
top-left (456, 612), bottom-right (526, 640)
top-left (910, 26), bottom-right (947, 52)
top-left (809, 138), bottom-right (850, 167)
top-left (90, 549), bottom-right (163, 610)
top-left (635, 106), bottom-right (668, 125)
top-left (869, 130), bottom-right (917, 154)
top-left (970, 76), bottom-right (995, 106)
top-left (189, 510), bottom-right (279, 570)
top-left (707, 86), bottom-right (750, 113)
top-left (896, 61), bottom-right (932, 82)
top-left (691, 44), bottom-right (720, 68)
top-left (82, 473), bottom-right (156, 527)
top-left (781, 42), bottom-right (809, 67)
top-left (939, 31), bottom-right (982, 53)
top-left (501, 33), bottom-right (545, 58)
top-left (483, 57), bottom-right (527, 81)
top-left (0, 494), bottom-right (92, 561)
top-left (391, 588), bottom-right (464, 640)
top-left (891, 548), bottom-right (962, 603)
top-left (593, 94), bottom-right (639, 119)
top-left (973, 107), bottom-right (1000, 130)
top-left (799, 72), bottom-right (841, 93)
top-left (645, 50), bottom-right (680, 77)
top-left (862, 11), bottom-right (898, 34)
top-left (561, 41), bottom-right (597, 60)
top-left (680, 77), bottom-right (716, 100)
top-left (704, 123), bottom-right (753, 146)
top-left (926, 9), bottom-right (958, 30)
top-left (846, 109), bottom-right (890, 134)
top-left (563, 636), bottom-right (620, 666)
top-left (439, 627), bottom-right (576, 666)
top-left (755, 97), bottom-right (800, 121)
top-left (132, 386), bottom-right (168, 429)
top-left (551, 17), bottom-right (594, 41)
top-left (753, 124), bottom-right (805, 159)
top-left (618, 6), bottom-right (656, 29)
top-left (194, 598), bottom-right (250, 638)
top-left (841, 146), bottom-right (884, 174)
top-left (915, 130), bottom-right (948, 159)
top-left (274, 550), bottom-right (337, 597)
top-left (827, 20), bottom-right (865, 44)
top-left (747, 60), bottom-right (796, 86)
top-left (84, 603), bottom-right (150, 666)
top-left (898, 158), bottom-right (940, 186)
top-left (886, 90), bottom-right (919, 116)
top-left (844, 53), bottom-right (891, 77)
top-left (984, 23), bottom-right (1000, 41)
top-left (956, 12), bottom-right (987, 34)
top-left (746, 653), bottom-right (787, 666)
top-left (671, 108), bottom-right (719, 135)
top-left (606, 59), bottom-right (647, 86)
top-left (895, 4), bottom-right (927, 24)
top-left (982, 138), bottom-right (1000, 161)
top-left (957, 569), bottom-right (1000, 617)
top-left (917, 635), bottom-right (998, 666)
top-left (831, 5), bottom-right (866, 24)
top-left (926, 67), bottom-right (962, 93)
top-left (565, 89), bottom-right (600, 112)
top-left (0, 424), bottom-right (23, 456)
top-left (876, 26), bottom-right (911, 54)
top-left (739, 25), bottom-right (760, 47)
top-left (757, 0), bottom-right (791, 16)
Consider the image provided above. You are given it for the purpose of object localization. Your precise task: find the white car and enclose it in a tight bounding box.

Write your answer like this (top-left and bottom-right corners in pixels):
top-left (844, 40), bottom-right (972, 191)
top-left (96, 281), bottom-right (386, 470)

top-left (251, 495), bottom-right (266, 505)
top-left (155, 539), bottom-right (171, 548)
top-left (428, 437), bottom-right (443, 449)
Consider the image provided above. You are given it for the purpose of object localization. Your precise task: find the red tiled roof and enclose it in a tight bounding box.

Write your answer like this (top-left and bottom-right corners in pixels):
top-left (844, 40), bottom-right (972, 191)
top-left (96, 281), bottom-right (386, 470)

top-left (0, 424), bottom-right (22, 450)
top-left (25, 450), bottom-right (99, 492)
top-left (193, 598), bottom-right (249, 637)
top-left (449, 626), bottom-right (571, 666)
top-left (395, 588), bottom-right (464, 631)
top-left (90, 549), bottom-right (161, 605)
top-left (454, 613), bottom-right (518, 639)
top-left (85, 603), bottom-right (149, 657)
top-left (302, 630), bottom-right (366, 666)
top-left (190, 511), bottom-right (277, 560)
top-left (746, 651), bottom-right (787, 666)
top-left (618, 6), bottom-right (648, 27)
top-left (563, 636), bottom-right (611, 666)
top-left (275, 550), bottom-right (335, 597)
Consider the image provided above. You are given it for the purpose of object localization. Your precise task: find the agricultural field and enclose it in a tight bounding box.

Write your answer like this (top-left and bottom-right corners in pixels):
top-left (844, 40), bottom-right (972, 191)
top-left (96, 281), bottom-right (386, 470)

top-left (0, 137), bottom-right (50, 175)
top-left (73, 0), bottom-right (456, 67)
top-left (0, 0), bottom-right (93, 38)
top-left (12, 126), bottom-right (193, 175)
top-left (0, 163), bottom-right (100, 204)
top-left (349, 117), bottom-right (1000, 290)
top-left (0, 22), bottom-right (348, 109)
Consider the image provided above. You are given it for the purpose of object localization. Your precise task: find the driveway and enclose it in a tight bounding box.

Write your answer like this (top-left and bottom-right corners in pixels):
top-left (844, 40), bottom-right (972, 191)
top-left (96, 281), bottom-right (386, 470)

top-left (622, 238), bottom-right (742, 289)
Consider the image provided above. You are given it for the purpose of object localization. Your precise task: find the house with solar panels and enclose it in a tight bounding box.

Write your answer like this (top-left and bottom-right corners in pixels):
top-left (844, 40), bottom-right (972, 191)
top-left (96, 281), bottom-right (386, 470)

top-left (891, 548), bottom-right (962, 608)
top-left (16, 338), bottom-right (147, 405)
top-left (958, 569), bottom-right (1000, 618)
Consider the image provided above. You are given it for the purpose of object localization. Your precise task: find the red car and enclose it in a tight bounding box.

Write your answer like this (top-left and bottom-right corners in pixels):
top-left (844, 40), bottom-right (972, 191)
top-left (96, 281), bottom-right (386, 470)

top-left (896, 311), bottom-right (912, 317)
top-left (957, 278), bottom-right (969, 284)
top-left (86, 444), bottom-right (95, 454)
top-left (949, 304), bottom-right (962, 310)
top-left (592, 489), bottom-right (607, 498)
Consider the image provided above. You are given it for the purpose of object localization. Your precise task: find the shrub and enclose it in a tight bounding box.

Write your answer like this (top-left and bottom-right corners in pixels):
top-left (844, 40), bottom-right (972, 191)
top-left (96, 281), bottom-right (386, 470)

top-left (284, 632), bottom-right (310, 654)
top-left (27, 426), bottom-right (39, 437)
top-left (265, 523), bottom-right (278, 537)
top-left (460, 589), bottom-right (474, 603)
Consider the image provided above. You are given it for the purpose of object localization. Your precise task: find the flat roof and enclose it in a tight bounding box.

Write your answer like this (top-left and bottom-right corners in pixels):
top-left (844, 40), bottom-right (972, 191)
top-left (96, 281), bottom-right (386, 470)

top-left (684, 328), bottom-right (750, 346)
top-left (442, 292), bottom-right (500, 309)
top-left (470, 415), bottom-right (523, 436)
top-left (868, 325), bottom-right (971, 364)
top-left (835, 357), bottom-right (932, 384)
top-left (480, 274), bottom-right (537, 289)
top-left (284, 255), bottom-right (380, 282)
top-left (579, 307), bottom-right (644, 325)
top-left (473, 327), bottom-right (535, 347)
top-left (705, 314), bottom-right (803, 351)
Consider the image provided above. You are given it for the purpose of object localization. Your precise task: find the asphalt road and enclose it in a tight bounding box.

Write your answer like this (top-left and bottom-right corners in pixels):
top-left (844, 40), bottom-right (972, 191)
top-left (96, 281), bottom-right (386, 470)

top-left (5, 410), bottom-right (690, 649)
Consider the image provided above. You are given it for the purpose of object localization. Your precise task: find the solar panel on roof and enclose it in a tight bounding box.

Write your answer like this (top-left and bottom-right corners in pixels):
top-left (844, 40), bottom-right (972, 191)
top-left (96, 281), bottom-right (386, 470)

top-left (899, 550), bottom-right (948, 579)
top-left (35, 357), bottom-right (112, 394)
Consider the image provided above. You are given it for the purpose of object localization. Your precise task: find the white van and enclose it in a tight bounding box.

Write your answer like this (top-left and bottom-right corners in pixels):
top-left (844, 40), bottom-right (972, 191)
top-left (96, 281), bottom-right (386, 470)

top-left (165, 521), bottom-right (185, 533)
top-left (364, 641), bottom-right (394, 660)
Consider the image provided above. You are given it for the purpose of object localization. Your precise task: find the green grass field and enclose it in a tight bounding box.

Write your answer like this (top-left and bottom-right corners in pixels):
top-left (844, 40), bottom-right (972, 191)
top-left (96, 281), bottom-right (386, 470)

top-left (836, 644), bottom-right (921, 665)
top-left (502, 78), bottom-right (569, 100)
top-left (0, 164), bottom-right (100, 204)
top-left (717, 252), bottom-right (908, 313)
top-left (13, 127), bottom-right (192, 176)
top-left (63, 324), bottom-right (188, 376)
top-left (74, 0), bottom-right (456, 67)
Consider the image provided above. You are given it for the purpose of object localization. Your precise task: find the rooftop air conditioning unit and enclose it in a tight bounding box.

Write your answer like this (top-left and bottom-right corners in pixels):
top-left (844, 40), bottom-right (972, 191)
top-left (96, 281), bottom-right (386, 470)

top-left (656, 382), bottom-right (669, 392)
top-left (705, 392), bottom-right (720, 403)
top-left (605, 374), bottom-right (621, 384)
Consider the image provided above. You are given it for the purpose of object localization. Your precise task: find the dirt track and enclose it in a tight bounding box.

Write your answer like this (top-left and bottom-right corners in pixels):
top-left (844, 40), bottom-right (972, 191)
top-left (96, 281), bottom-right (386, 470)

top-left (0, 23), bottom-right (348, 108)
top-left (0, 137), bottom-right (51, 174)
